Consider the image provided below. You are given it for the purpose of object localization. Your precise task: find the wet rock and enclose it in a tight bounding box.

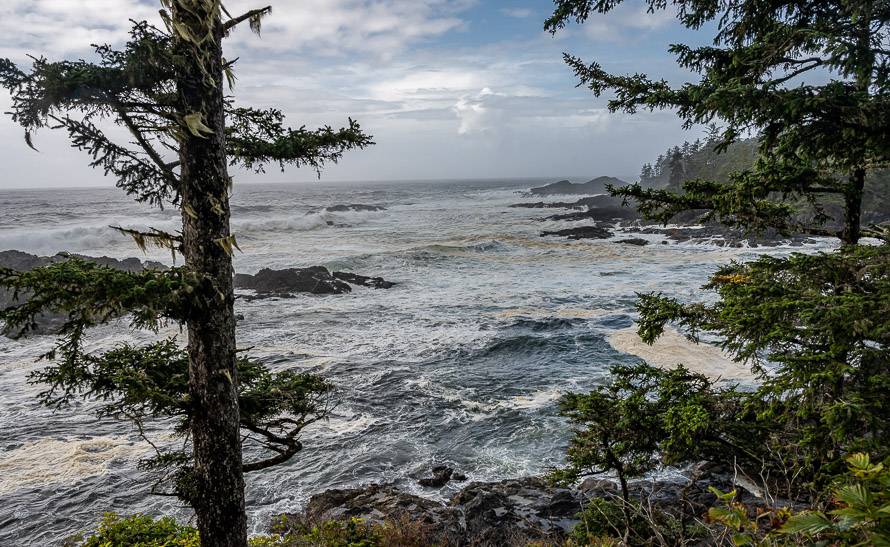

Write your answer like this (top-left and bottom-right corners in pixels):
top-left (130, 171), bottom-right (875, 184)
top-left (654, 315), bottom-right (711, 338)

top-left (617, 238), bottom-right (649, 246)
top-left (510, 201), bottom-right (585, 210)
top-left (235, 267), bottom-right (352, 295)
top-left (545, 207), bottom-right (640, 222)
top-left (288, 477), bottom-right (579, 546)
top-left (419, 466), bottom-right (460, 488)
top-left (292, 484), bottom-right (463, 542)
top-left (235, 267), bottom-right (396, 298)
top-left (541, 226), bottom-right (612, 240)
top-left (332, 272), bottom-right (396, 289)
top-left (320, 204), bottom-right (386, 213)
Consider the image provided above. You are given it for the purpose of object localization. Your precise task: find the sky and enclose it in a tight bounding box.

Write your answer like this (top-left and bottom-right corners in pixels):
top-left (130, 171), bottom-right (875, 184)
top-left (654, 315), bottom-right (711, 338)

top-left (0, 0), bottom-right (709, 188)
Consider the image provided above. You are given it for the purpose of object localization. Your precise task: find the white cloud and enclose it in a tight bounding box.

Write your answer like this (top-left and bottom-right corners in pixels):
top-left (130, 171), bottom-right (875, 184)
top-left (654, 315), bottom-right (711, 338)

top-left (580, 4), bottom-right (675, 42)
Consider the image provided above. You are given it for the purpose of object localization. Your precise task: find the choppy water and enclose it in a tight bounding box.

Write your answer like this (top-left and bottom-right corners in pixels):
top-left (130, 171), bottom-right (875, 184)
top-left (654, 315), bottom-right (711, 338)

top-left (0, 179), bottom-right (831, 545)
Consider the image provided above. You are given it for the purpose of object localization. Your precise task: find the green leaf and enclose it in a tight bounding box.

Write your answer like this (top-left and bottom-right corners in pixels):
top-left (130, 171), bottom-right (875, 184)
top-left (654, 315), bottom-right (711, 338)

top-left (780, 512), bottom-right (833, 535)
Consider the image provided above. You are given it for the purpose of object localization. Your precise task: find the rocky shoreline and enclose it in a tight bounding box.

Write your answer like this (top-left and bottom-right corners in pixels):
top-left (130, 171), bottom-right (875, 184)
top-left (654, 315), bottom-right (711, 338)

top-left (519, 194), bottom-right (822, 248)
top-left (279, 466), bottom-right (772, 546)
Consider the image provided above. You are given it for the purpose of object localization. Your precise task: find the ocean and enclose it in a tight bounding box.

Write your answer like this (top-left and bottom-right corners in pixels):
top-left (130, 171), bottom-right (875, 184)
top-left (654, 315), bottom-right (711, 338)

top-left (0, 178), bottom-right (830, 544)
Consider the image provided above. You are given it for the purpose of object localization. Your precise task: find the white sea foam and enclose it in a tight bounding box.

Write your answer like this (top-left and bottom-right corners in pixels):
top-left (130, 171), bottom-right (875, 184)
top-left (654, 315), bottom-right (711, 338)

top-left (0, 437), bottom-right (146, 495)
top-left (608, 326), bottom-right (756, 382)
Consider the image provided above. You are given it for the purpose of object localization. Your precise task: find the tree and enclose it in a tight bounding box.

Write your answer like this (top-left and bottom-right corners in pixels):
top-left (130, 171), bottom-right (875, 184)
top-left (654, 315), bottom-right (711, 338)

top-left (552, 363), bottom-right (748, 502)
top-left (546, 0), bottom-right (890, 245)
top-left (545, 0), bottom-right (890, 498)
top-left (0, 3), bottom-right (372, 546)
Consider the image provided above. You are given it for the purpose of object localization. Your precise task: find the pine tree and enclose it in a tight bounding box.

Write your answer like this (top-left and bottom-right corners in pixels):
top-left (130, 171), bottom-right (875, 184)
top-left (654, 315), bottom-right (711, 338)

top-left (546, 0), bottom-right (890, 245)
top-left (545, 0), bottom-right (890, 496)
top-left (0, 3), bottom-right (372, 546)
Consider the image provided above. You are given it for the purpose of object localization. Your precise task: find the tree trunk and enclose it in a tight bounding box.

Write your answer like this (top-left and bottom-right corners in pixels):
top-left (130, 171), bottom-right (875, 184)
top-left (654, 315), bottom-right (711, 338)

top-left (842, 167), bottom-right (865, 246)
top-left (174, 5), bottom-right (247, 547)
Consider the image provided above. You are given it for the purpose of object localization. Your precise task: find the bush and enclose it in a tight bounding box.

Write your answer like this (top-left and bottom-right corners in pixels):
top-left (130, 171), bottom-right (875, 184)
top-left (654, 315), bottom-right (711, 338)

top-left (67, 513), bottom-right (436, 547)
top-left (64, 513), bottom-right (199, 547)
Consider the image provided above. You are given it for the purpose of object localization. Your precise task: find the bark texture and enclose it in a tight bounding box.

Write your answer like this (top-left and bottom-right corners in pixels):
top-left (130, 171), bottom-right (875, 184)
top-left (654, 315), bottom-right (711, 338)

top-left (173, 5), bottom-right (247, 546)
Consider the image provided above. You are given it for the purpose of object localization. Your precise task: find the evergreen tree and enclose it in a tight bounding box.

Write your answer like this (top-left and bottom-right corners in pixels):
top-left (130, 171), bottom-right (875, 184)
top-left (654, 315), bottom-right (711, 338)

top-left (546, 0), bottom-right (890, 498)
top-left (0, 3), bottom-right (372, 546)
top-left (546, 0), bottom-right (890, 245)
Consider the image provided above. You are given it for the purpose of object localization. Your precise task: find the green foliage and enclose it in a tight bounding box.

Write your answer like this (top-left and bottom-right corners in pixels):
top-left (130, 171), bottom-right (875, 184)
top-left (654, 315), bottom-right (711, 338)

top-left (26, 337), bottom-right (335, 498)
top-left (637, 245), bottom-right (890, 486)
top-left (780, 453), bottom-right (890, 545)
top-left (547, 0), bottom-right (890, 244)
top-left (68, 513), bottom-right (436, 547)
top-left (65, 513), bottom-right (200, 547)
top-left (552, 363), bottom-right (750, 499)
top-left (705, 454), bottom-right (890, 545)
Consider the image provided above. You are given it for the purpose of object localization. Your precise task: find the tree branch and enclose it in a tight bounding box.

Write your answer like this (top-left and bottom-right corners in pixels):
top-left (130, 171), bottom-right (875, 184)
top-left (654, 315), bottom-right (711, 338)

top-left (223, 7), bottom-right (271, 33)
top-left (112, 104), bottom-right (180, 187)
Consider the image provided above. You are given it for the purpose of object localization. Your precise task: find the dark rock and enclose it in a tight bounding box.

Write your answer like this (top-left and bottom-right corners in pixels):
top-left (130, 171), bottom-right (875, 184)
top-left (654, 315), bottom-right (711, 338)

top-left (0, 251), bottom-right (166, 337)
top-left (291, 484), bottom-right (462, 543)
top-left (320, 204), bottom-right (386, 213)
top-left (452, 472), bottom-right (467, 482)
top-left (235, 267), bottom-right (397, 299)
top-left (419, 466), bottom-right (457, 488)
top-left (541, 226), bottom-right (612, 240)
top-left (525, 176), bottom-right (628, 197)
top-left (332, 271), bottom-right (396, 289)
top-left (235, 266), bottom-right (352, 295)
top-left (289, 477), bottom-right (579, 546)
top-left (545, 207), bottom-right (640, 222)
top-left (617, 238), bottom-right (649, 246)
top-left (509, 201), bottom-right (585, 209)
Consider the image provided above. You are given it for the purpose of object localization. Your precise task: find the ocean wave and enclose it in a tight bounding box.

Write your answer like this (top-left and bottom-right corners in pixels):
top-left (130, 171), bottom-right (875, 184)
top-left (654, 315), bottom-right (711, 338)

top-left (0, 437), bottom-right (146, 495)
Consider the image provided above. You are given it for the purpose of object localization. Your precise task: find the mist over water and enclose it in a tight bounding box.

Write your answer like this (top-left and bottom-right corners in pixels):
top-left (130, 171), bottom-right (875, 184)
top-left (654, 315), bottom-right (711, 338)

top-left (0, 179), bottom-right (830, 544)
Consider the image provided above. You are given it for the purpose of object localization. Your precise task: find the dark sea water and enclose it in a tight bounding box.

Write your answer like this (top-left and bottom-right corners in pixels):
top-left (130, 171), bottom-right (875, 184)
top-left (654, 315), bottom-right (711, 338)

top-left (0, 179), bottom-right (830, 545)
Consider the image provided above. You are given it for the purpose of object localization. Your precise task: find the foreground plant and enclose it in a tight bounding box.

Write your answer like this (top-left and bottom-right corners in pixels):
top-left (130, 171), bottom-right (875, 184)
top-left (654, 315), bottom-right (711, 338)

top-left (0, 2), bottom-right (371, 545)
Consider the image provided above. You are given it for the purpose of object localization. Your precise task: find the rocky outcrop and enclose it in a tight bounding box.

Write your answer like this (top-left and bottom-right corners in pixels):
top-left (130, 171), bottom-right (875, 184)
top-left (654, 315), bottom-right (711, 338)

top-left (544, 207), bottom-right (640, 223)
top-left (617, 238), bottom-right (650, 246)
top-left (235, 267), bottom-right (352, 296)
top-left (418, 466), bottom-right (467, 488)
top-left (285, 477), bottom-right (584, 546)
top-left (234, 267), bottom-right (396, 299)
top-left (525, 177), bottom-right (628, 197)
top-left (280, 469), bottom-right (781, 546)
top-left (332, 272), bottom-right (396, 290)
top-left (316, 204), bottom-right (386, 213)
top-left (541, 226), bottom-right (613, 240)
top-left (0, 251), bottom-right (165, 337)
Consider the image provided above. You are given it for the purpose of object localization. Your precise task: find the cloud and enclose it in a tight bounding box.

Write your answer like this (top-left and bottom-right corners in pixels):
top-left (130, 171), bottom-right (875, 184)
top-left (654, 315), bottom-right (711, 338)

top-left (223, 0), bottom-right (474, 58)
top-left (579, 3), bottom-right (676, 42)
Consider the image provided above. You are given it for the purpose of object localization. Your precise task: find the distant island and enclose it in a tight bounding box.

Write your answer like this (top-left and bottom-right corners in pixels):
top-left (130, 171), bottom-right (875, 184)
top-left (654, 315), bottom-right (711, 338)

top-left (525, 176), bottom-right (628, 196)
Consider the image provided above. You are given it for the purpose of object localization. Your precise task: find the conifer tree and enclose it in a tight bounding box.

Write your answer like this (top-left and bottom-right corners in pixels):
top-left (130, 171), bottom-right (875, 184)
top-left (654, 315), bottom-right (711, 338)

top-left (0, 3), bottom-right (372, 546)
top-left (546, 0), bottom-right (890, 496)
top-left (546, 0), bottom-right (890, 244)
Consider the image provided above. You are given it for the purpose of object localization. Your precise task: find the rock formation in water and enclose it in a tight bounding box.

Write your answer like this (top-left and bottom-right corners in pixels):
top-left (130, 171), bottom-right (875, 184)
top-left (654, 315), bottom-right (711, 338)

top-left (310, 204), bottom-right (387, 213)
top-left (540, 226), bottom-right (613, 240)
top-left (525, 177), bottom-right (628, 197)
top-left (234, 266), bottom-right (396, 298)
